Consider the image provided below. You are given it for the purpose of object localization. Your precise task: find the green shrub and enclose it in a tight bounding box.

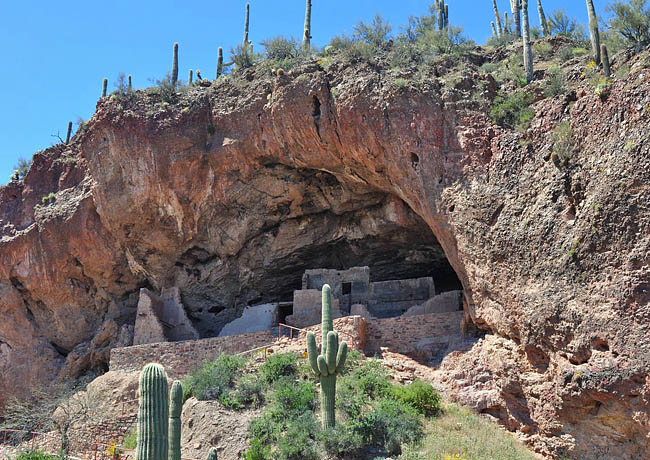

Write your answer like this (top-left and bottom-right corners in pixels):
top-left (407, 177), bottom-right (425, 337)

top-left (274, 413), bottom-right (320, 460)
top-left (41, 192), bottom-right (56, 204)
top-left (261, 36), bottom-right (299, 60)
top-left (353, 14), bottom-right (392, 46)
top-left (268, 378), bottom-right (316, 420)
top-left (13, 157), bottom-right (32, 180)
top-left (150, 73), bottom-right (178, 104)
top-left (230, 44), bottom-right (262, 70)
top-left (319, 423), bottom-right (365, 459)
top-left (544, 65), bottom-right (566, 97)
top-left (391, 380), bottom-right (442, 417)
top-left (359, 398), bottom-right (423, 456)
top-left (486, 33), bottom-right (517, 47)
top-left (259, 352), bottom-right (298, 385)
top-left (490, 92), bottom-right (534, 130)
top-left (122, 427), bottom-right (137, 449)
top-left (242, 438), bottom-right (271, 460)
top-left (551, 121), bottom-right (573, 164)
top-left (606, 0), bottom-right (650, 49)
top-left (548, 9), bottom-right (586, 40)
top-left (182, 354), bottom-right (246, 401)
top-left (533, 41), bottom-right (553, 59)
top-left (16, 452), bottom-right (61, 460)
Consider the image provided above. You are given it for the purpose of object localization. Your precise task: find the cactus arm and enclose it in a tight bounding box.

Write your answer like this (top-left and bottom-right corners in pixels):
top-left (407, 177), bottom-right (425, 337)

top-left (326, 331), bottom-right (338, 374)
top-left (168, 381), bottom-right (183, 460)
top-left (317, 355), bottom-right (328, 376)
top-left (306, 332), bottom-right (320, 374)
top-left (335, 341), bottom-right (348, 374)
top-left (321, 284), bottom-right (333, 353)
top-left (492, 0), bottom-right (503, 37)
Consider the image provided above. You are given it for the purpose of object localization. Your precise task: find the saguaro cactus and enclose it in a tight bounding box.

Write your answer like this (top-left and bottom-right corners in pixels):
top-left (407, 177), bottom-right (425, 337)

top-left (511, 0), bottom-right (522, 38)
top-left (522, 0), bottom-right (534, 83)
top-left (492, 0), bottom-right (503, 37)
top-left (65, 121), bottom-right (72, 144)
top-left (168, 381), bottom-right (182, 460)
top-left (172, 43), bottom-right (179, 87)
top-left (491, 21), bottom-right (498, 37)
top-left (437, 0), bottom-right (444, 30)
top-left (101, 78), bottom-right (108, 97)
top-left (601, 44), bottom-right (611, 78)
top-left (537, 0), bottom-right (550, 37)
top-left (306, 284), bottom-right (348, 429)
top-left (586, 0), bottom-right (601, 64)
top-left (128, 75), bottom-right (132, 91)
top-left (444, 4), bottom-right (449, 28)
top-left (243, 3), bottom-right (250, 50)
top-left (188, 69), bottom-right (193, 86)
top-left (137, 363), bottom-right (169, 460)
top-left (504, 12), bottom-right (511, 35)
top-left (303, 0), bottom-right (312, 52)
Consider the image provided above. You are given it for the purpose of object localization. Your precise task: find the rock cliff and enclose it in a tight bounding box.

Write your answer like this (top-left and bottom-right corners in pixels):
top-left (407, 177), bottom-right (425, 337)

top-left (0, 43), bottom-right (649, 459)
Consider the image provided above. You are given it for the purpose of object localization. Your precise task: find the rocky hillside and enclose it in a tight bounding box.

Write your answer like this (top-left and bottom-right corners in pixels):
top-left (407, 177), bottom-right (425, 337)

top-left (0, 38), bottom-right (649, 459)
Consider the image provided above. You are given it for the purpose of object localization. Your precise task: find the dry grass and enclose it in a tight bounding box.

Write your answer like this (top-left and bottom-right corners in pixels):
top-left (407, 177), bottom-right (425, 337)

top-left (399, 402), bottom-right (537, 460)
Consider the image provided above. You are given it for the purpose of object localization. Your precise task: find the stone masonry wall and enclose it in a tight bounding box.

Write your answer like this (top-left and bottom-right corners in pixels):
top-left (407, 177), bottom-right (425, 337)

top-left (365, 311), bottom-right (464, 359)
top-left (110, 330), bottom-right (275, 378)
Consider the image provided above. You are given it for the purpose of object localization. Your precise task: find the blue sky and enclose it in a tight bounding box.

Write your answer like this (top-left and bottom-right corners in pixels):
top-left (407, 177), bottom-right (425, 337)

top-left (1, 0), bottom-right (608, 181)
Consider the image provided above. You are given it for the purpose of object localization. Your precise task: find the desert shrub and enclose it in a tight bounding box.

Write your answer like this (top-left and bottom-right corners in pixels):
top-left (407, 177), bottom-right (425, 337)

top-left (319, 423), bottom-right (366, 459)
top-left (607, 0), bottom-right (650, 49)
top-left (486, 33), bottom-right (517, 47)
top-left (358, 398), bottom-right (423, 456)
top-left (489, 54), bottom-right (527, 86)
top-left (551, 121), bottom-right (573, 164)
top-left (261, 36), bottom-right (299, 60)
top-left (327, 33), bottom-right (355, 52)
top-left (122, 426), bottom-right (137, 449)
top-left (391, 380), bottom-right (442, 417)
top-left (259, 352), bottom-right (298, 385)
top-left (353, 14), bottom-right (392, 46)
top-left (112, 72), bottom-right (131, 97)
top-left (533, 41), bottom-right (553, 59)
top-left (548, 9), bottom-right (586, 40)
top-left (242, 438), bottom-right (270, 460)
top-left (182, 354), bottom-right (246, 401)
top-left (267, 377), bottom-right (316, 420)
top-left (544, 65), bottom-right (566, 97)
top-left (16, 452), bottom-right (61, 460)
top-left (13, 157), bottom-right (32, 179)
top-left (149, 72), bottom-right (178, 104)
top-left (230, 44), bottom-right (262, 70)
top-left (274, 413), bottom-right (320, 460)
top-left (490, 92), bottom-right (534, 130)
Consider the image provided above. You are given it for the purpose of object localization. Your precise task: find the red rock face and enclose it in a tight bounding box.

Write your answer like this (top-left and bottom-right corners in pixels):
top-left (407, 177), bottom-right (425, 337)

top-left (1, 49), bottom-right (649, 458)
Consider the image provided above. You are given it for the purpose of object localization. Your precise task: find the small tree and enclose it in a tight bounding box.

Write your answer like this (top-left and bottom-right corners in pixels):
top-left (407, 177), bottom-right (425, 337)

top-left (548, 9), bottom-right (586, 40)
top-left (1, 377), bottom-right (104, 457)
top-left (607, 0), bottom-right (650, 49)
top-left (353, 14), bottom-right (392, 46)
top-left (12, 157), bottom-right (32, 180)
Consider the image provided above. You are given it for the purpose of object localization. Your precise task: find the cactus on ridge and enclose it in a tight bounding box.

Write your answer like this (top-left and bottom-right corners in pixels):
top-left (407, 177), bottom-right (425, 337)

top-left (522, 0), bottom-right (534, 83)
top-left (243, 3), bottom-right (251, 51)
top-left (586, 0), bottom-right (601, 64)
top-left (128, 74), bottom-right (132, 91)
top-left (168, 380), bottom-right (182, 460)
top-left (303, 0), bottom-right (312, 52)
top-left (511, 0), bottom-right (522, 38)
top-left (136, 363), bottom-right (169, 460)
top-left (537, 0), bottom-right (550, 37)
top-left (306, 284), bottom-right (348, 429)
top-left (101, 78), bottom-right (108, 98)
top-left (172, 43), bottom-right (179, 87)
top-left (65, 121), bottom-right (72, 144)
top-left (492, 0), bottom-right (503, 37)
top-left (188, 69), bottom-right (193, 86)
top-left (601, 44), bottom-right (611, 78)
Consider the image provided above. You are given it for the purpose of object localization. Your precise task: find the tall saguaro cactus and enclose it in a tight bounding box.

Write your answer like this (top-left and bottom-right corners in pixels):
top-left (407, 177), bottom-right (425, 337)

top-left (137, 363), bottom-right (169, 460)
top-left (168, 380), bottom-right (182, 460)
top-left (306, 284), bottom-right (348, 429)
top-left (511, 0), bottom-right (522, 38)
top-left (492, 0), bottom-right (503, 37)
top-left (303, 0), bottom-right (312, 53)
top-left (243, 3), bottom-right (250, 50)
top-left (171, 43), bottom-right (179, 87)
top-left (65, 121), bottom-right (72, 144)
top-left (601, 44), bottom-right (611, 78)
top-left (101, 78), bottom-right (108, 98)
top-left (188, 70), bottom-right (193, 87)
top-left (128, 75), bottom-right (132, 91)
top-left (522, 0), bottom-right (534, 83)
top-left (586, 0), bottom-right (601, 64)
top-left (537, 0), bottom-right (550, 37)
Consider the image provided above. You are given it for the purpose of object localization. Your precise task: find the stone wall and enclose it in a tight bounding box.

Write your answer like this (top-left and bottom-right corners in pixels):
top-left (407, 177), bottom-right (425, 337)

top-left (219, 303), bottom-right (278, 337)
top-left (110, 330), bottom-right (275, 378)
top-left (367, 277), bottom-right (435, 317)
top-left (403, 290), bottom-right (463, 316)
top-left (365, 311), bottom-right (464, 360)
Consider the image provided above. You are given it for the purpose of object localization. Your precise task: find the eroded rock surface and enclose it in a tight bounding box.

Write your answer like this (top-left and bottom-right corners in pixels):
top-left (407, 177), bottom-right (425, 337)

top-left (0, 44), bottom-right (649, 459)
